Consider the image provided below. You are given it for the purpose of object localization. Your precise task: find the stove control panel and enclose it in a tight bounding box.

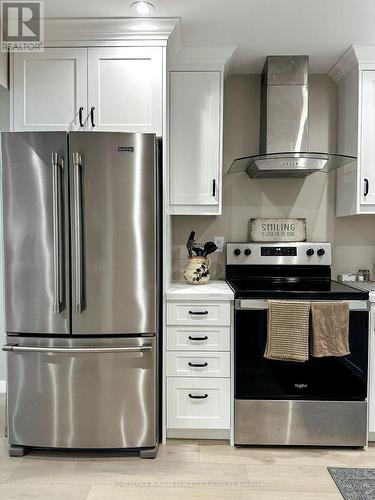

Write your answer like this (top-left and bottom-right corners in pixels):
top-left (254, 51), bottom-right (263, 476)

top-left (227, 242), bottom-right (332, 266)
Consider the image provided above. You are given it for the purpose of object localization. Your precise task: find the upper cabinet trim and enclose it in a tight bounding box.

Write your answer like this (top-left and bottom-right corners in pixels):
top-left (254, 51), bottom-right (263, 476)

top-left (329, 45), bottom-right (375, 82)
top-left (44, 17), bottom-right (180, 46)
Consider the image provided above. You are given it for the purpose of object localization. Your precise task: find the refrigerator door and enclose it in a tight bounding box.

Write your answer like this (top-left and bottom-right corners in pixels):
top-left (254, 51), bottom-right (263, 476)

top-left (5, 336), bottom-right (156, 449)
top-left (1, 132), bottom-right (70, 335)
top-left (69, 132), bottom-right (157, 335)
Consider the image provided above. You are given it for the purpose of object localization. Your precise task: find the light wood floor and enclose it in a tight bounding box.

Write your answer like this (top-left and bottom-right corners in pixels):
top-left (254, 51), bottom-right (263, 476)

top-left (2, 395), bottom-right (375, 499)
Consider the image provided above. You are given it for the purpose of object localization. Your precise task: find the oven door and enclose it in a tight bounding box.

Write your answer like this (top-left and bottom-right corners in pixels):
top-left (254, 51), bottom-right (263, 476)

top-left (235, 299), bottom-right (369, 401)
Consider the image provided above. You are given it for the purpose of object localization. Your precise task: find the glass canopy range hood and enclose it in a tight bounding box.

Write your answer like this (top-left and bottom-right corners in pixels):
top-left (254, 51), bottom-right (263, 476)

top-left (228, 152), bottom-right (356, 178)
top-left (228, 56), bottom-right (356, 179)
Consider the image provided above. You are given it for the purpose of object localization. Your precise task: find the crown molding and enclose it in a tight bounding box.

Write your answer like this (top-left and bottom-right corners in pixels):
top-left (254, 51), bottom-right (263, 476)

top-left (169, 45), bottom-right (237, 72)
top-left (329, 45), bottom-right (375, 81)
top-left (44, 17), bottom-right (180, 45)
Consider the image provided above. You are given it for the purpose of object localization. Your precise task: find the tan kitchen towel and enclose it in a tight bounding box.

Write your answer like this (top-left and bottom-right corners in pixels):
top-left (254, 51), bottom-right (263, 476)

top-left (311, 302), bottom-right (350, 357)
top-left (264, 300), bottom-right (310, 362)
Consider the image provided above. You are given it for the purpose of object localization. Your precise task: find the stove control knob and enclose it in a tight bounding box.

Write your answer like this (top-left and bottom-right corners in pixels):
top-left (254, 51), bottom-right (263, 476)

top-left (244, 248), bottom-right (252, 256)
top-left (317, 248), bottom-right (325, 256)
top-left (306, 248), bottom-right (314, 256)
top-left (233, 248), bottom-right (241, 256)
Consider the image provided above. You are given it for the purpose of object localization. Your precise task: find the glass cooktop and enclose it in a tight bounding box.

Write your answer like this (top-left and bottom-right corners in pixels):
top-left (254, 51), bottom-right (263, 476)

top-left (227, 278), bottom-right (369, 300)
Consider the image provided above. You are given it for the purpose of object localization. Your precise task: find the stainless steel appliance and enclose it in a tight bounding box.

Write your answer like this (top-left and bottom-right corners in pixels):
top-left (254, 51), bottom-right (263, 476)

top-left (1, 132), bottom-right (160, 458)
top-left (226, 242), bottom-right (369, 447)
top-left (228, 56), bottom-right (356, 178)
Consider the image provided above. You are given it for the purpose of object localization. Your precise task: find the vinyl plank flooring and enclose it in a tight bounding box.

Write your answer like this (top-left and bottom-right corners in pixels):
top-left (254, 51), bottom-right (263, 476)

top-left (199, 439), bottom-right (375, 467)
top-left (246, 464), bottom-right (338, 493)
top-left (7, 459), bottom-right (248, 486)
top-left (0, 482), bottom-right (91, 500)
top-left (87, 485), bottom-right (342, 500)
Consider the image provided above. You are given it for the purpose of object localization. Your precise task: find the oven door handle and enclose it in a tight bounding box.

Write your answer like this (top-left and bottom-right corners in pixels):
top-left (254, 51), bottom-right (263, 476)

top-left (235, 299), bottom-right (369, 311)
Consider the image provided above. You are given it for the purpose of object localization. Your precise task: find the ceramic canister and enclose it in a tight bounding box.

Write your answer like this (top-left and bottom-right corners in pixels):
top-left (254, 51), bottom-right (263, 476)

top-left (183, 256), bottom-right (211, 285)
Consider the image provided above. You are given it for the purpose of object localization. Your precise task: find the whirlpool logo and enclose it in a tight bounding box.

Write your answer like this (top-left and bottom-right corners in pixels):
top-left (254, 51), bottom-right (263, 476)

top-left (294, 383), bottom-right (308, 389)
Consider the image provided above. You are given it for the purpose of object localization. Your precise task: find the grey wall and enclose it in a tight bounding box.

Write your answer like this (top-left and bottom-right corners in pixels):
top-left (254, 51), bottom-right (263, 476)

top-left (172, 74), bottom-right (375, 280)
top-left (0, 86), bottom-right (9, 382)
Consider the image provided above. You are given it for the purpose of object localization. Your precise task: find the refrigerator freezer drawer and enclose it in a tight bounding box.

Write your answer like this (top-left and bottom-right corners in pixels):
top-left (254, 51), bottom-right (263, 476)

top-left (6, 336), bottom-right (156, 449)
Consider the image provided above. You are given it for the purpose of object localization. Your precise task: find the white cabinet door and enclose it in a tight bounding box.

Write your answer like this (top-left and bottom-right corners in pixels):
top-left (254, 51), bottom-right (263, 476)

top-left (361, 71), bottom-right (375, 205)
top-left (87, 47), bottom-right (162, 134)
top-left (169, 72), bottom-right (221, 212)
top-left (13, 48), bottom-right (87, 131)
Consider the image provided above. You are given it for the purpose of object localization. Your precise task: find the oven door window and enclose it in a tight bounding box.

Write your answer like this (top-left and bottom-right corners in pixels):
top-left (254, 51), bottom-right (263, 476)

top-left (235, 309), bottom-right (368, 401)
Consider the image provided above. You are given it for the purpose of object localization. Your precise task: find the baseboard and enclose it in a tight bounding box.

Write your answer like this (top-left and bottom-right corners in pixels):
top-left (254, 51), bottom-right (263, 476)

top-left (0, 381), bottom-right (6, 393)
top-left (369, 431), bottom-right (375, 442)
top-left (166, 428), bottom-right (230, 440)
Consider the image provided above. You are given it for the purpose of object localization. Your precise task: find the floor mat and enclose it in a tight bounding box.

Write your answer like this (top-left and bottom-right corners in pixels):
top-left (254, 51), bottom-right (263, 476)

top-left (328, 467), bottom-right (375, 499)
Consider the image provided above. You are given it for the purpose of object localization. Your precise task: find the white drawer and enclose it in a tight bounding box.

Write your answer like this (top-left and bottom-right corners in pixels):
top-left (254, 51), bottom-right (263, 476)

top-left (166, 351), bottom-right (230, 377)
top-left (166, 326), bottom-right (230, 351)
top-left (167, 301), bottom-right (230, 326)
top-left (167, 377), bottom-right (230, 429)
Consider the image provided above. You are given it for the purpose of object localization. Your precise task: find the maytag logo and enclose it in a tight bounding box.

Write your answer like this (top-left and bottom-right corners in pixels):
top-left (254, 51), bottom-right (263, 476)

top-left (1, 1), bottom-right (44, 52)
top-left (294, 383), bottom-right (307, 389)
top-left (118, 146), bottom-right (134, 153)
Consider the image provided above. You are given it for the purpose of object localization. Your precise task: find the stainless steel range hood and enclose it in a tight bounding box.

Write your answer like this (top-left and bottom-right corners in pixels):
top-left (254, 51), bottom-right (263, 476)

top-left (228, 56), bottom-right (355, 178)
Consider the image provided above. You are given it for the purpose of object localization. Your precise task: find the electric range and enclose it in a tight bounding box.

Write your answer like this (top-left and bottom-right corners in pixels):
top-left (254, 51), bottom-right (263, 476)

top-left (226, 242), bottom-right (370, 447)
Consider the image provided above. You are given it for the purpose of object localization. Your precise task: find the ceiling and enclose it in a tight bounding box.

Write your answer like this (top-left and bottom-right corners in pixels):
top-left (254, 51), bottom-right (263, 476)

top-left (44, 0), bottom-right (375, 73)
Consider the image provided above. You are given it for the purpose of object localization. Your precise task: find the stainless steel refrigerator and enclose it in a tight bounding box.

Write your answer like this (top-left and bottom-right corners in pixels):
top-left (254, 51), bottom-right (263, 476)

top-left (1, 132), bottom-right (160, 458)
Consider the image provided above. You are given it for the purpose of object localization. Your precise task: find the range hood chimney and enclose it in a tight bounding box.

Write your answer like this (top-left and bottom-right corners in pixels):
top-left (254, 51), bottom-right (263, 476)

top-left (228, 55), bottom-right (355, 178)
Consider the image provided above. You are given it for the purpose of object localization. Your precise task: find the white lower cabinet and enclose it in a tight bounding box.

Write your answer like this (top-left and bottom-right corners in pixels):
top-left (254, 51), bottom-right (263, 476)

top-left (166, 298), bottom-right (231, 438)
top-left (166, 326), bottom-right (230, 351)
top-left (166, 351), bottom-right (230, 377)
top-left (167, 378), bottom-right (230, 429)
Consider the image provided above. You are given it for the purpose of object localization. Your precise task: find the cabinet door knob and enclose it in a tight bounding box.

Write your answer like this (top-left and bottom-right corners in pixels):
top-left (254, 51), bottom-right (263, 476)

top-left (212, 179), bottom-right (216, 197)
top-left (90, 107), bottom-right (96, 128)
top-left (78, 107), bottom-right (84, 128)
top-left (364, 178), bottom-right (369, 197)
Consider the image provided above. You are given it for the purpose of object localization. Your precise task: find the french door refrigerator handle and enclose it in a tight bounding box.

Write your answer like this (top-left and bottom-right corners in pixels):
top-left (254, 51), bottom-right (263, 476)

top-left (51, 153), bottom-right (64, 314)
top-left (72, 152), bottom-right (84, 314)
top-left (2, 345), bottom-right (152, 354)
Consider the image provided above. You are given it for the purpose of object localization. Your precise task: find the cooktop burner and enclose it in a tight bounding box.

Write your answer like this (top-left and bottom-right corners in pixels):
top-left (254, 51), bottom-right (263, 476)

top-left (226, 242), bottom-right (369, 301)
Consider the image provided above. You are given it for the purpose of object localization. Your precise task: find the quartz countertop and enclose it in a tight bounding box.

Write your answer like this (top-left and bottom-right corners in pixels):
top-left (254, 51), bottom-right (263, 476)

top-left (166, 281), bottom-right (234, 301)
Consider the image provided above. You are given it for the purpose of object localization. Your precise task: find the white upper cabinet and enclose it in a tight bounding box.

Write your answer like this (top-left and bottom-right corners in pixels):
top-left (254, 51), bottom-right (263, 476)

top-left (332, 46), bottom-right (375, 215)
top-left (359, 71), bottom-right (375, 205)
top-left (87, 47), bottom-right (162, 134)
top-left (11, 46), bottom-right (163, 134)
top-left (13, 48), bottom-right (87, 131)
top-left (169, 71), bottom-right (222, 215)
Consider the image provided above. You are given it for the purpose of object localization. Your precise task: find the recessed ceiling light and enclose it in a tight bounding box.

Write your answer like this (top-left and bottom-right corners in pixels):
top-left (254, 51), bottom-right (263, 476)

top-left (131, 2), bottom-right (155, 15)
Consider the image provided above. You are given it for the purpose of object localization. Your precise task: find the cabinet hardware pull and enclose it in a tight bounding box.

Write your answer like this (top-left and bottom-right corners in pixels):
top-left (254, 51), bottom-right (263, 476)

top-left (188, 310), bottom-right (208, 315)
top-left (78, 107), bottom-right (84, 128)
top-left (90, 107), bottom-right (96, 127)
top-left (364, 178), bottom-right (369, 196)
top-left (188, 362), bottom-right (208, 368)
top-left (188, 336), bottom-right (208, 341)
top-left (188, 393), bottom-right (208, 399)
top-left (212, 179), bottom-right (216, 197)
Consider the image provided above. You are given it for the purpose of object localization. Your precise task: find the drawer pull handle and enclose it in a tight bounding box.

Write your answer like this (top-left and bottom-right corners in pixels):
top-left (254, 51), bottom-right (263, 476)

top-left (188, 362), bottom-right (208, 368)
top-left (188, 393), bottom-right (208, 399)
top-left (188, 336), bottom-right (208, 341)
top-left (188, 310), bottom-right (208, 315)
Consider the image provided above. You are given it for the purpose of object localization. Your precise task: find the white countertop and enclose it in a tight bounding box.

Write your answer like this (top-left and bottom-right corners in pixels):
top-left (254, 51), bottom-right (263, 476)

top-left (166, 280), bottom-right (234, 301)
top-left (347, 281), bottom-right (375, 302)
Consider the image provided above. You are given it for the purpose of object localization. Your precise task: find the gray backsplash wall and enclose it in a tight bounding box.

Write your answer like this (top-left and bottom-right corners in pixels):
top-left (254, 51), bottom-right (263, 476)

top-left (172, 74), bottom-right (375, 280)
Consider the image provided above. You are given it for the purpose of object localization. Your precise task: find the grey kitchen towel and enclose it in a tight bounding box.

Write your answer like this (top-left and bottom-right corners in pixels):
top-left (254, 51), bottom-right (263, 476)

top-left (264, 300), bottom-right (310, 362)
top-left (311, 301), bottom-right (350, 357)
